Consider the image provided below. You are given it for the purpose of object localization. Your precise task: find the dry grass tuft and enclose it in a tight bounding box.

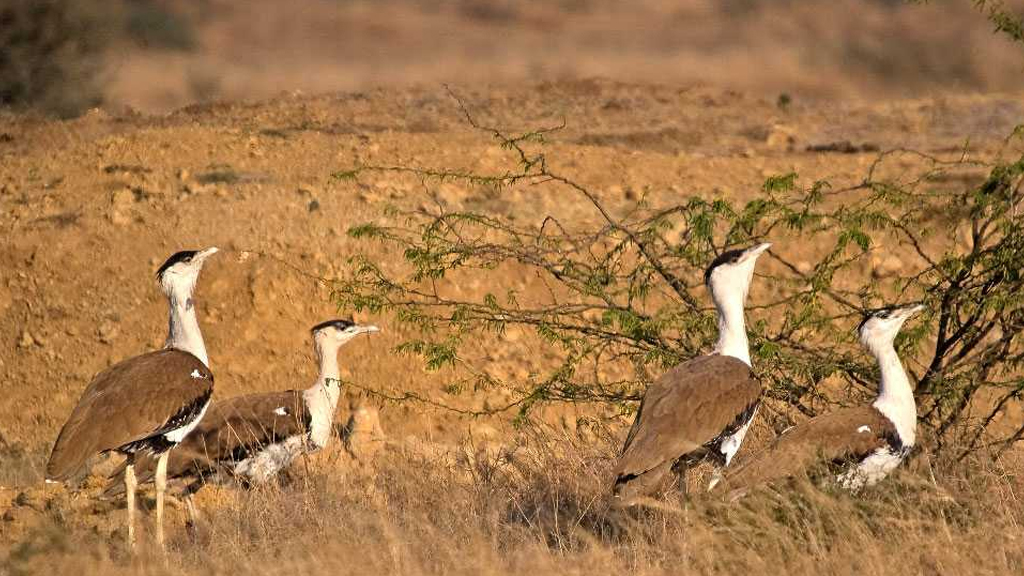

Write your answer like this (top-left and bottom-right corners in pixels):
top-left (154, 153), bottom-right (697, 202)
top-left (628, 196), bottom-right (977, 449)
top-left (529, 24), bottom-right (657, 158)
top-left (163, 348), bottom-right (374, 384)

top-left (4, 428), bottom-right (1023, 575)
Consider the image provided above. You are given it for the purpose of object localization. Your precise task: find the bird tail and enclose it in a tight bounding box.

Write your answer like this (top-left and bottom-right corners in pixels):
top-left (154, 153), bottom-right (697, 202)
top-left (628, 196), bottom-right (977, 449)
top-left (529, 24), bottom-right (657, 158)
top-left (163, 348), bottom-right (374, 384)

top-left (611, 460), bottom-right (678, 504)
top-left (45, 428), bottom-right (90, 483)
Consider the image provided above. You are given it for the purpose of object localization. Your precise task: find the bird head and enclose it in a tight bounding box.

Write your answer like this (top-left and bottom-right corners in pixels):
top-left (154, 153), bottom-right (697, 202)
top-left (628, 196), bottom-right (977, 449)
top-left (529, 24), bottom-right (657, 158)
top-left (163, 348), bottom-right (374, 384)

top-left (703, 242), bottom-right (771, 304)
top-left (311, 318), bottom-right (380, 350)
top-left (858, 303), bottom-right (925, 350)
top-left (156, 247), bottom-right (218, 299)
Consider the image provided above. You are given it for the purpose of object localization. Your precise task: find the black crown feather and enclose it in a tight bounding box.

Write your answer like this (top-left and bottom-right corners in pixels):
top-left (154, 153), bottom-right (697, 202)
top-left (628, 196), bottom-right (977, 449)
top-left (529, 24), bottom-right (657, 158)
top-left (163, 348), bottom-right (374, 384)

top-left (311, 318), bottom-right (356, 333)
top-left (703, 248), bottom-right (746, 285)
top-left (156, 250), bottom-right (199, 278)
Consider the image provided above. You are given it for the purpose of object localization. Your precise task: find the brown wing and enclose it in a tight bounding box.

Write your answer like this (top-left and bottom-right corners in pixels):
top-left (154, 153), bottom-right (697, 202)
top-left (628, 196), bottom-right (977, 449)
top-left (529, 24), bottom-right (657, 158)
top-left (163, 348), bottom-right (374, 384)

top-left (46, 349), bottom-right (214, 481)
top-left (175, 390), bottom-right (310, 468)
top-left (613, 355), bottom-right (761, 483)
top-left (722, 406), bottom-right (898, 491)
top-left (104, 390), bottom-right (310, 494)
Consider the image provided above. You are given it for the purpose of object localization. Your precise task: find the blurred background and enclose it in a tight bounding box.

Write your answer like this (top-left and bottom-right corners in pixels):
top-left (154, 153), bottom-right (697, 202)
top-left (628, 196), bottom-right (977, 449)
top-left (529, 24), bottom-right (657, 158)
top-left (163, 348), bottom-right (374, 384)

top-left (3, 0), bottom-right (1024, 117)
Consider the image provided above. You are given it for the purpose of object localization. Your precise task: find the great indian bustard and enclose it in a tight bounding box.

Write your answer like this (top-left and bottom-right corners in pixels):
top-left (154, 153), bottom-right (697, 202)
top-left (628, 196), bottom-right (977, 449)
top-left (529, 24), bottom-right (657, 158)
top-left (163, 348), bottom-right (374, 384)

top-left (104, 318), bottom-right (379, 500)
top-left (612, 242), bottom-right (770, 501)
top-left (721, 303), bottom-right (924, 495)
top-left (46, 247), bottom-right (219, 548)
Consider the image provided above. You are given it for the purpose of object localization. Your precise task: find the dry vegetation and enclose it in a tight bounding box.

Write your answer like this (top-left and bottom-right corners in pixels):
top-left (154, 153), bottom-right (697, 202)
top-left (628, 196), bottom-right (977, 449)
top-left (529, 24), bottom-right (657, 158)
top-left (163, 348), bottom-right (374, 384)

top-left (4, 430), bottom-right (1023, 576)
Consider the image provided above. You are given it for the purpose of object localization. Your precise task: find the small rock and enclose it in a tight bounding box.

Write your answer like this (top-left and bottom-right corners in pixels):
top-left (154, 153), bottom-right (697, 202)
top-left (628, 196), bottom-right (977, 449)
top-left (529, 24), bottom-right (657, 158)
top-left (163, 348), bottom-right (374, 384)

top-left (561, 415), bottom-right (578, 435)
top-left (14, 491), bottom-right (45, 512)
top-left (345, 406), bottom-right (386, 458)
top-left (765, 124), bottom-right (797, 150)
top-left (871, 255), bottom-right (903, 279)
top-left (97, 321), bottom-right (119, 344)
top-left (471, 423), bottom-right (500, 442)
top-left (17, 330), bottom-right (36, 348)
top-left (108, 188), bottom-right (134, 226)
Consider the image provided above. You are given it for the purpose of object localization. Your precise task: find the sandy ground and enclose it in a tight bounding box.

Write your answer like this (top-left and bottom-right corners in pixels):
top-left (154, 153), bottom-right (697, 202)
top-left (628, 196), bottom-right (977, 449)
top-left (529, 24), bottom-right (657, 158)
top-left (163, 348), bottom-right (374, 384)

top-left (101, 0), bottom-right (1024, 112)
top-left (2, 80), bottom-right (1023, 550)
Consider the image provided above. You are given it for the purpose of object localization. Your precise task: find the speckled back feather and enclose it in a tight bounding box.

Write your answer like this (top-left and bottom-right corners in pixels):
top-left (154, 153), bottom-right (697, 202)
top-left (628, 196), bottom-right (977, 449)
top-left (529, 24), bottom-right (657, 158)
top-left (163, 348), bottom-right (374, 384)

top-left (46, 349), bottom-right (214, 482)
top-left (613, 354), bottom-right (761, 498)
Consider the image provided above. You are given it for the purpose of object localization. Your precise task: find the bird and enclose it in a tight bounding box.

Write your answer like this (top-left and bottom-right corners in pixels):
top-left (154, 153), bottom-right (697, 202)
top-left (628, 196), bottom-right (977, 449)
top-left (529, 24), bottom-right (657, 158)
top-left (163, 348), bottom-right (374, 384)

top-left (721, 303), bottom-right (924, 495)
top-left (103, 318), bottom-right (380, 502)
top-left (45, 247), bottom-right (219, 549)
top-left (611, 242), bottom-right (771, 502)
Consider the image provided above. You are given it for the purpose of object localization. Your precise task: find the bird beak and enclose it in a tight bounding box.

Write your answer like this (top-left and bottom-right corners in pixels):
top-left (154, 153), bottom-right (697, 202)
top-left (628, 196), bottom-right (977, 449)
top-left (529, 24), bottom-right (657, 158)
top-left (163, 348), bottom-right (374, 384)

top-left (195, 246), bottom-right (219, 262)
top-left (901, 304), bottom-right (925, 318)
top-left (744, 242), bottom-right (772, 260)
top-left (356, 325), bottom-right (380, 335)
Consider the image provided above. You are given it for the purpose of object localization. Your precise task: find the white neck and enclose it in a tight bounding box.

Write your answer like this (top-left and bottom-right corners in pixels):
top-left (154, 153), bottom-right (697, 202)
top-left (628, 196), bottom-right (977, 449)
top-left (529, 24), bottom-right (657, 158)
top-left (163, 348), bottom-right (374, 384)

top-left (869, 342), bottom-right (917, 446)
top-left (712, 289), bottom-right (751, 366)
top-left (303, 343), bottom-right (342, 448)
top-left (164, 291), bottom-right (209, 367)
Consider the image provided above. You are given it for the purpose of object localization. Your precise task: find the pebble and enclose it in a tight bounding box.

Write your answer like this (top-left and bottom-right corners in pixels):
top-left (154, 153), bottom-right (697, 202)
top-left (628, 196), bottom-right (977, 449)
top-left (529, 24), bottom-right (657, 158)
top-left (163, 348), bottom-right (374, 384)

top-left (766, 124), bottom-right (797, 149)
top-left (13, 491), bottom-right (45, 512)
top-left (871, 255), bottom-right (904, 279)
top-left (17, 330), bottom-right (37, 348)
top-left (97, 321), bottom-right (119, 344)
top-left (108, 187), bottom-right (135, 227)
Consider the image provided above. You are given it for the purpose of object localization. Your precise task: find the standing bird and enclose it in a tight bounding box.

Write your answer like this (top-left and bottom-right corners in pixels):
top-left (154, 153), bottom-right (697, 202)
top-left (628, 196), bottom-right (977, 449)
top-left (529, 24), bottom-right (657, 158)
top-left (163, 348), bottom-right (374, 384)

top-left (721, 304), bottom-right (924, 494)
top-left (46, 247), bottom-right (219, 548)
top-left (612, 243), bottom-right (771, 501)
top-left (104, 318), bottom-right (380, 499)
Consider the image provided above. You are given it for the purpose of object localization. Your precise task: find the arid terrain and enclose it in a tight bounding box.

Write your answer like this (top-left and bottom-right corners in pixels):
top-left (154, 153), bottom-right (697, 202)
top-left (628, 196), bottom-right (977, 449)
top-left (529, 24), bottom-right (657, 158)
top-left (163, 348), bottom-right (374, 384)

top-left (1, 78), bottom-right (1024, 574)
top-left (101, 0), bottom-right (1024, 112)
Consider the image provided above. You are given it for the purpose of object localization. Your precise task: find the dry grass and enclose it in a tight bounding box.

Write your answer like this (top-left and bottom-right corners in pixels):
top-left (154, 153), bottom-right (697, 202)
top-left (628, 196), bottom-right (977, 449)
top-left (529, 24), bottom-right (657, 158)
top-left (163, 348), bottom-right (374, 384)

top-left (4, 428), bottom-right (1023, 576)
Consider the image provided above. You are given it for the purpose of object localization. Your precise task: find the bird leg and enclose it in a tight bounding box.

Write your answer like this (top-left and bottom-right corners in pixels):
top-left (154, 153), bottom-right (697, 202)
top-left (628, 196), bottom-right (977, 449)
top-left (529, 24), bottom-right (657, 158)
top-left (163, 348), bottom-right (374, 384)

top-left (124, 456), bottom-right (137, 550)
top-left (184, 494), bottom-right (199, 526)
top-left (155, 451), bottom-right (169, 549)
top-left (707, 468), bottom-right (724, 491)
top-left (669, 459), bottom-right (688, 496)
top-left (182, 479), bottom-right (204, 537)
top-left (675, 469), bottom-right (688, 496)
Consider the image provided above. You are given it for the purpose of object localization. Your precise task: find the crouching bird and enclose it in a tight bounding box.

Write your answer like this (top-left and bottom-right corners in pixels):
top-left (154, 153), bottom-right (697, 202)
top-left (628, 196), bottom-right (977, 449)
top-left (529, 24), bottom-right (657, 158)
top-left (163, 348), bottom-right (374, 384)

top-left (721, 304), bottom-right (924, 496)
top-left (104, 318), bottom-right (379, 507)
top-left (612, 243), bottom-right (770, 502)
top-left (46, 247), bottom-right (219, 549)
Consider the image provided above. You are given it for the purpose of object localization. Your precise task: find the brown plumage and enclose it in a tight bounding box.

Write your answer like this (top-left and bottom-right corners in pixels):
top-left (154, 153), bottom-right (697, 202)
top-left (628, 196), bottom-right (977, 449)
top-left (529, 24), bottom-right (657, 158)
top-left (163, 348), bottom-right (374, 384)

top-left (613, 354), bottom-right (761, 499)
top-left (46, 349), bottom-right (214, 482)
top-left (104, 390), bottom-right (312, 495)
top-left (721, 406), bottom-right (900, 492)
